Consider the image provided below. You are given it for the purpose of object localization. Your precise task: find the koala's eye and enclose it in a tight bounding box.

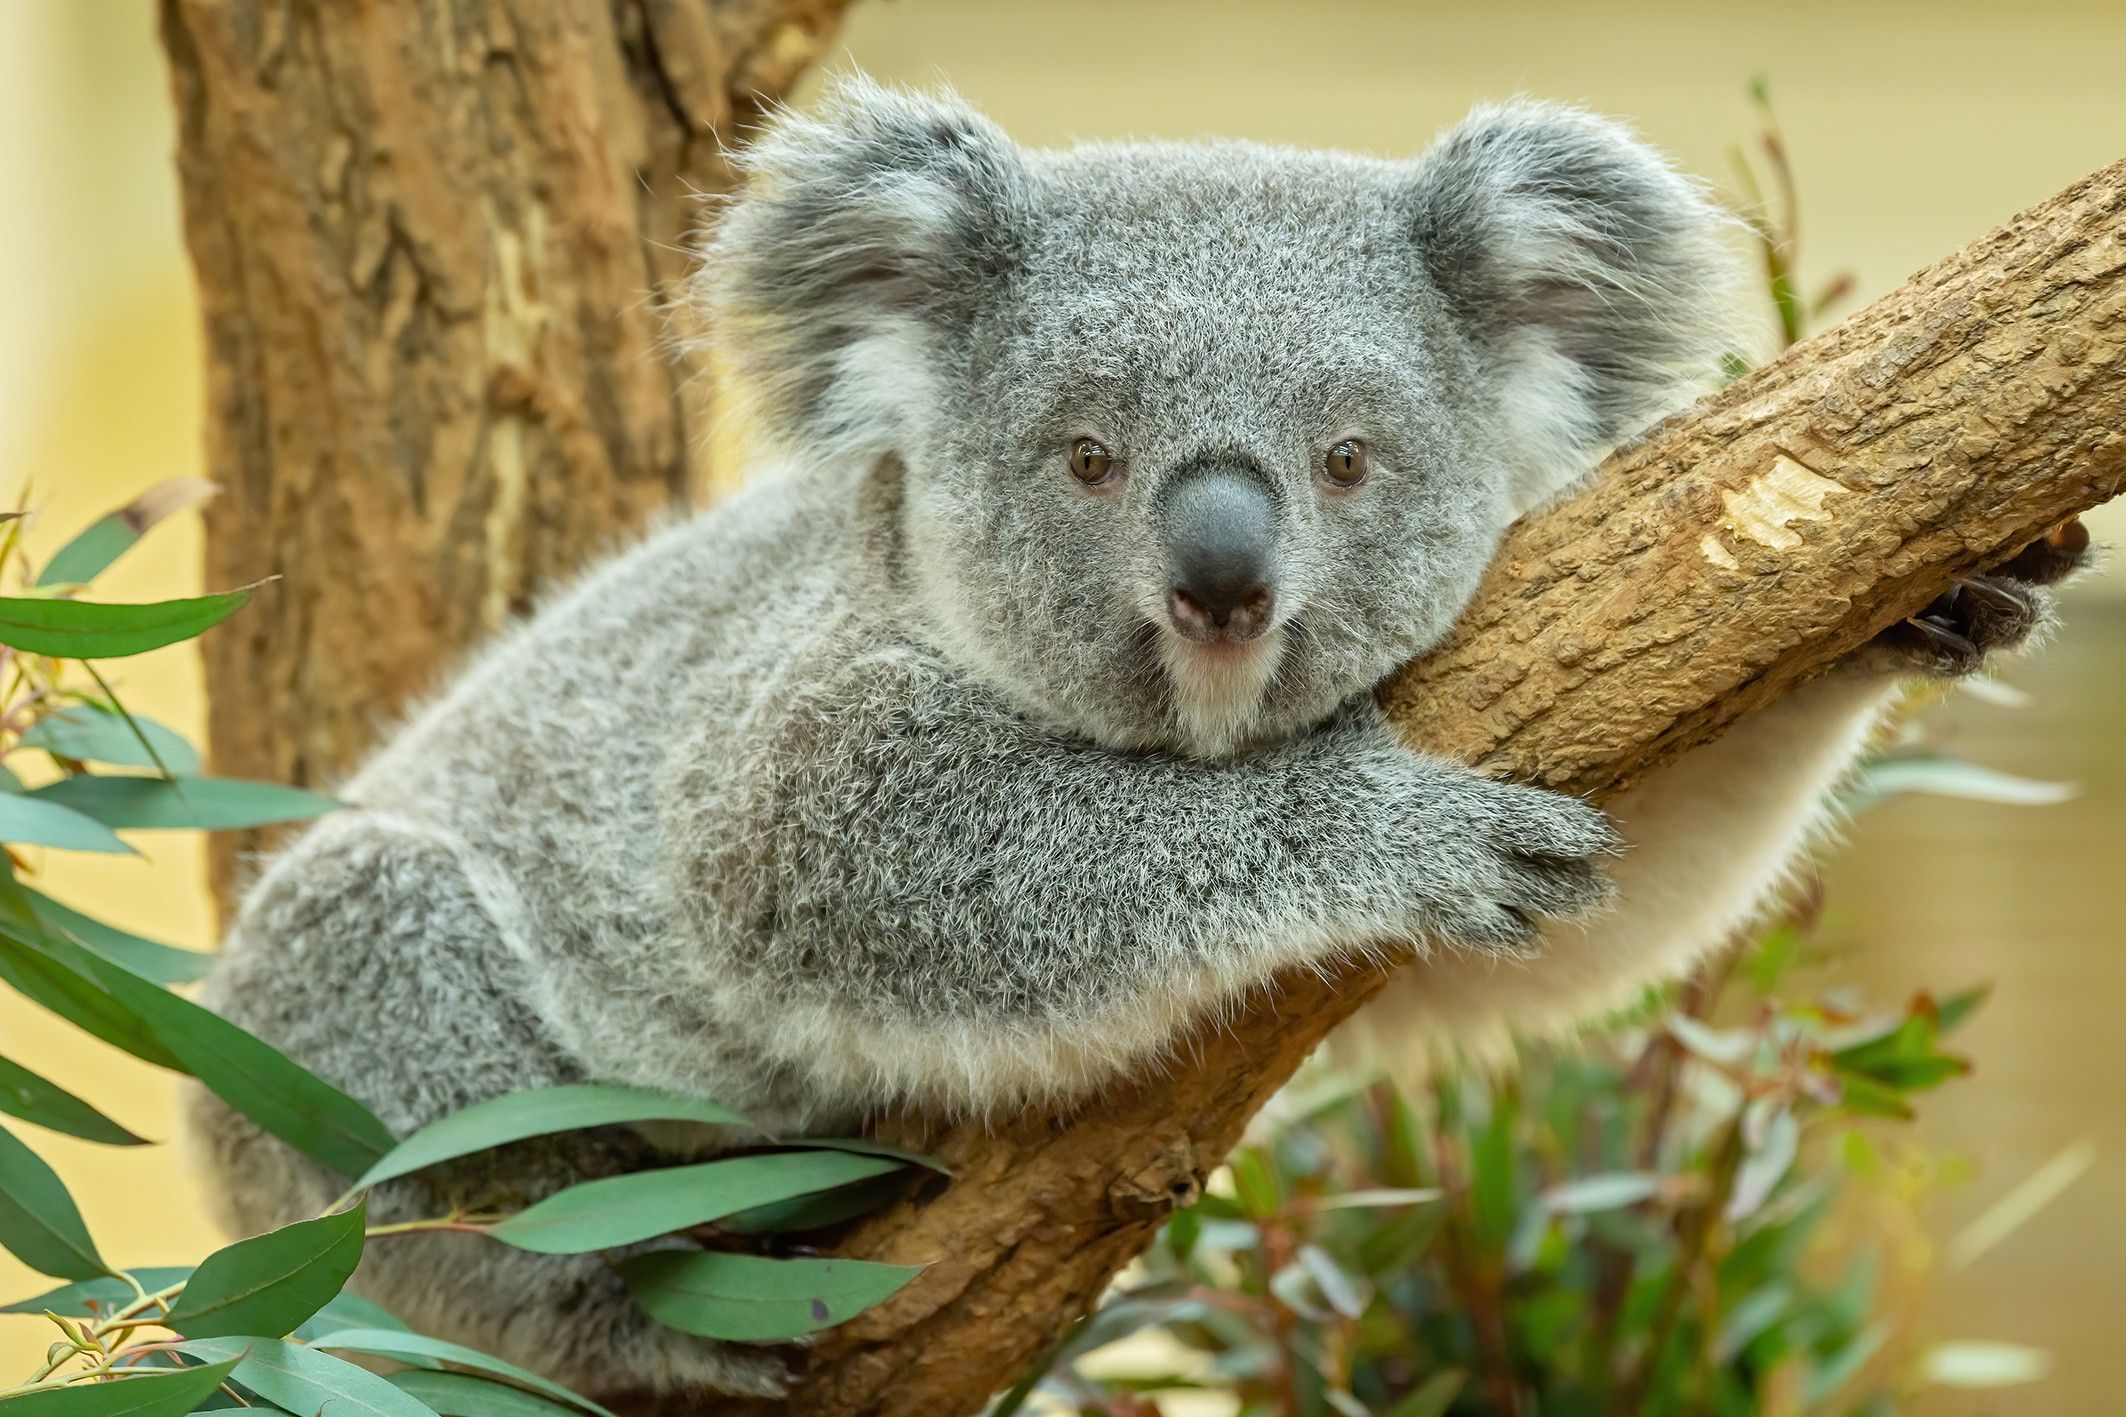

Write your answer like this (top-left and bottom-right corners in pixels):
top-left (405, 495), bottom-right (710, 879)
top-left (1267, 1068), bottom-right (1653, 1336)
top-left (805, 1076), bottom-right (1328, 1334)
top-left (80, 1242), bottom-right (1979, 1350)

top-left (1322, 439), bottom-right (1370, 489)
top-left (1068, 438), bottom-right (1118, 486)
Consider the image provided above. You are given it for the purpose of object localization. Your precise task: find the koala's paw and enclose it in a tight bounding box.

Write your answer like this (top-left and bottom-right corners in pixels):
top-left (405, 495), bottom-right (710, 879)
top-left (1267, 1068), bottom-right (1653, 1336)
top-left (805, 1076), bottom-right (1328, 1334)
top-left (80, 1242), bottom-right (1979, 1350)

top-left (1871, 518), bottom-right (2090, 678)
top-left (1411, 777), bottom-right (1621, 954)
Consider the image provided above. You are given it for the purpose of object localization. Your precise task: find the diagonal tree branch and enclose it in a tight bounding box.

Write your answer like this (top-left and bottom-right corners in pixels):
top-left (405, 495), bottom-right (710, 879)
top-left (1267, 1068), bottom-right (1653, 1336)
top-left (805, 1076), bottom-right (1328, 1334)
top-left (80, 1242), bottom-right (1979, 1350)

top-left (724, 155), bottom-right (2126, 1417)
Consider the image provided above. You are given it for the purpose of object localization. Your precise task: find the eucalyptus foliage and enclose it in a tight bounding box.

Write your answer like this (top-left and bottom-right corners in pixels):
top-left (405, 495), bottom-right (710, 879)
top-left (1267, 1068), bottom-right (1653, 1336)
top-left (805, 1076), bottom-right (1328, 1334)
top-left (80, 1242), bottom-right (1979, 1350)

top-left (0, 489), bottom-right (927, 1412)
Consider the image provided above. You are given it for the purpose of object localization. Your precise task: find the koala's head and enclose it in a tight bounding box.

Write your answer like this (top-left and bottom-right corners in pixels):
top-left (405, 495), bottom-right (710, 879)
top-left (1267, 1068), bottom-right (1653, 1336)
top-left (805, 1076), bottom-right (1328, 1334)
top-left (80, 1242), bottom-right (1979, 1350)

top-left (703, 78), bottom-right (1738, 756)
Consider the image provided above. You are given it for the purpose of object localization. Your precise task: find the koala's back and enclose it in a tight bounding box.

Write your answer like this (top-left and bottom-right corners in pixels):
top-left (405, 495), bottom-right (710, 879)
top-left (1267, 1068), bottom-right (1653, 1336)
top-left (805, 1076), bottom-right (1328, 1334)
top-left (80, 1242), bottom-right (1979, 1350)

top-left (348, 461), bottom-right (850, 929)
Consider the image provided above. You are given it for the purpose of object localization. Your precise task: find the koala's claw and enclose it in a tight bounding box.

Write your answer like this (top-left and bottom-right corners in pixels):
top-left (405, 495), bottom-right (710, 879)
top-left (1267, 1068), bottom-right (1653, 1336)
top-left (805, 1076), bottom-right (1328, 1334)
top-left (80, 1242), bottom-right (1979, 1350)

top-left (1872, 518), bottom-right (2088, 678)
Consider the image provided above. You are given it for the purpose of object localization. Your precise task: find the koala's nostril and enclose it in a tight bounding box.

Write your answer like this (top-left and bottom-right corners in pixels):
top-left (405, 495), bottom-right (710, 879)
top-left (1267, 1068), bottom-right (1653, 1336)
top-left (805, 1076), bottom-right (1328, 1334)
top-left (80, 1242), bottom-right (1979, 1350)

top-left (1163, 468), bottom-right (1278, 642)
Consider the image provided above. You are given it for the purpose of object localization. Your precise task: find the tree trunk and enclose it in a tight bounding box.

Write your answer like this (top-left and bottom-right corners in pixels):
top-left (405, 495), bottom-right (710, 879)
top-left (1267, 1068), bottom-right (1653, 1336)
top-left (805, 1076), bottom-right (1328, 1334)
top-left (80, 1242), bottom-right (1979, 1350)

top-left (159, 0), bottom-right (851, 907)
top-left (733, 156), bottom-right (2126, 1417)
top-left (162, 10), bottom-right (2126, 1409)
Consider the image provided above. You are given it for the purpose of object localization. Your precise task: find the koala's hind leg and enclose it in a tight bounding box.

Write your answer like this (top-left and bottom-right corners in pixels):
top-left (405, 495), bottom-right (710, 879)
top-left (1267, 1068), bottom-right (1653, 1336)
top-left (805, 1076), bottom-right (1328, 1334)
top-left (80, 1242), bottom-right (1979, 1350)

top-left (187, 812), bottom-right (786, 1401)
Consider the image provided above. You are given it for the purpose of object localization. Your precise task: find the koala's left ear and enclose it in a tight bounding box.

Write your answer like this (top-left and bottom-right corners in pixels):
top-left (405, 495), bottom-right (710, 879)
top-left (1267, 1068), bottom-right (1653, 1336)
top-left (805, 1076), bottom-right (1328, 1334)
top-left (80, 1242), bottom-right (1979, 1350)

top-left (1406, 103), bottom-right (1742, 513)
top-left (697, 76), bottom-right (1028, 458)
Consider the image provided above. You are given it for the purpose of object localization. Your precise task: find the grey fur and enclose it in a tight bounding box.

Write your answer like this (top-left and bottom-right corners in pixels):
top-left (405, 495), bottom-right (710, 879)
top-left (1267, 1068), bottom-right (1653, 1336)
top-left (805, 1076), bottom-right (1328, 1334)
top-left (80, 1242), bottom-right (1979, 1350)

top-left (190, 77), bottom-right (1738, 1399)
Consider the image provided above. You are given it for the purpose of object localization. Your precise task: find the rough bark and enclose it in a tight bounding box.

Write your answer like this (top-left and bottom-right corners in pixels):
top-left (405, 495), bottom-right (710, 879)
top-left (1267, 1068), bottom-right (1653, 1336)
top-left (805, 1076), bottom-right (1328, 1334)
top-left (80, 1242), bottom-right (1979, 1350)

top-left (159, 0), bottom-right (851, 906)
top-left (734, 157), bottom-right (2126, 1417)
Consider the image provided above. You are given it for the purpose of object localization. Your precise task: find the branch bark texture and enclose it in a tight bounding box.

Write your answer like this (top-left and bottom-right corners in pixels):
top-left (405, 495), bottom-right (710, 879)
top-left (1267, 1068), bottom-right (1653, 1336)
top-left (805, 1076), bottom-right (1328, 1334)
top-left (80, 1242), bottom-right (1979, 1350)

top-left (159, 0), bottom-right (850, 905)
top-left (740, 157), bottom-right (2126, 1417)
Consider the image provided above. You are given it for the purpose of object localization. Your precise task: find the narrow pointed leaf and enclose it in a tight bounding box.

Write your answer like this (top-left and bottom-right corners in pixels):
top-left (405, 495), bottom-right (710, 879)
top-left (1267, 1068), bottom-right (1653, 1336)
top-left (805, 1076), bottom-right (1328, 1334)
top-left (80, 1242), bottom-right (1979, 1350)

top-left (0, 591), bottom-right (250, 660)
top-left (21, 705), bottom-right (201, 775)
top-left (619, 1250), bottom-right (921, 1342)
top-left (491, 1150), bottom-right (903, 1254)
top-left (313, 1328), bottom-right (611, 1415)
top-left (172, 1338), bottom-right (434, 1417)
top-left (21, 889), bottom-right (212, 986)
top-left (294, 1287), bottom-right (413, 1340)
top-left (0, 925), bottom-right (181, 1069)
top-left (27, 775), bottom-right (341, 832)
top-left (166, 1202), bottom-right (366, 1339)
top-left (353, 1084), bottom-right (752, 1191)
top-left (1, 1267), bottom-right (190, 1316)
top-left (388, 1371), bottom-right (583, 1417)
top-left (33, 479), bottom-right (216, 589)
top-left (0, 922), bottom-right (391, 1174)
top-left (0, 1121), bottom-right (108, 1279)
top-left (0, 1054), bottom-right (147, 1145)
top-left (0, 794), bottom-right (131, 854)
top-left (0, 1358), bottom-right (239, 1416)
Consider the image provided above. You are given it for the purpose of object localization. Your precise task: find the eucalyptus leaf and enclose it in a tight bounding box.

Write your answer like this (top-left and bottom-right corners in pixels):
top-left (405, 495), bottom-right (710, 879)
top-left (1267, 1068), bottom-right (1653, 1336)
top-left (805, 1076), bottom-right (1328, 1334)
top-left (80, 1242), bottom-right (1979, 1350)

top-left (171, 1337), bottom-right (436, 1417)
top-left (492, 1150), bottom-right (903, 1255)
top-left (0, 924), bottom-right (181, 1069)
top-left (0, 1358), bottom-right (239, 1416)
top-left (387, 1371), bottom-right (584, 1417)
top-left (0, 590), bottom-right (250, 660)
top-left (0, 1053), bottom-right (147, 1145)
top-left (312, 1328), bottom-right (611, 1415)
top-left (27, 775), bottom-right (341, 832)
top-left (21, 705), bottom-right (201, 775)
top-left (294, 1286), bottom-right (414, 1340)
top-left (620, 1250), bottom-right (922, 1342)
top-left (0, 794), bottom-right (131, 855)
top-left (0, 1267), bottom-right (190, 1316)
top-left (166, 1202), bottom-right (366, 1339)
top-left (353, 1083), bottom-right (753, 1191)
top-left (1541, 1172), bottom-right (1666, 1214)
top-left (1, 921), bottom-right (392, 1175)
top-left (21, 888), bottom-right (212, 987)
top-left (33, 479), bottom-right (216, 589)
top-left (0, 1120), bottom-right (109, 1279)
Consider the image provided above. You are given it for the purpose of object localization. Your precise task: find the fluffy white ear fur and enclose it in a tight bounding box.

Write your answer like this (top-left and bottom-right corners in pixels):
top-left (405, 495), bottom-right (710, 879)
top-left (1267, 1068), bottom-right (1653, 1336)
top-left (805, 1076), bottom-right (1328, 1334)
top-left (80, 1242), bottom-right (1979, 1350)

top-left (1410, 101), bottom-right (1746, 518)
top-left (693, 77), bottom-right (1022, 469)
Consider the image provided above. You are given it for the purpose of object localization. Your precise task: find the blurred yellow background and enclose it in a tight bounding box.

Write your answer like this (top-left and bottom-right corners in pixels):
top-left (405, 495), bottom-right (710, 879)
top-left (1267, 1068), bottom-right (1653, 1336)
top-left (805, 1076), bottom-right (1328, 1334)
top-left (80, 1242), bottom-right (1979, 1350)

top-left (3, 1), bottom-right (2122, 1407)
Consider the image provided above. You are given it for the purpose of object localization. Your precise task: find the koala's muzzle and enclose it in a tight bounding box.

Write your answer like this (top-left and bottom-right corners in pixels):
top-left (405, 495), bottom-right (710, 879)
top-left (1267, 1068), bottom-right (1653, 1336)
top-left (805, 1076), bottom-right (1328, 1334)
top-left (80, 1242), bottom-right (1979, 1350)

top-left (1162, 469), bottom-right (1277, 644)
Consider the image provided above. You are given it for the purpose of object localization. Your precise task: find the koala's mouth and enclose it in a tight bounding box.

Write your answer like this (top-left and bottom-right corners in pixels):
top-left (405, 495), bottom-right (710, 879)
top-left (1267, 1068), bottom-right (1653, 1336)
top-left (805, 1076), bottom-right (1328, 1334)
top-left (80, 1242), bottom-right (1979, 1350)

top-left (1156, 622), bottom-right (1286, 756)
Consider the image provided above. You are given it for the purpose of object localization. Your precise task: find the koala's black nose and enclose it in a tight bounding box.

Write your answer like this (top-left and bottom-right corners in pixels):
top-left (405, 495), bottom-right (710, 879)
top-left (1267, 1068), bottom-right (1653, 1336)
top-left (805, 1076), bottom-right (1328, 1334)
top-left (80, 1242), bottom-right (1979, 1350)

top-left (1163, 469), bottom-right (1277, 644)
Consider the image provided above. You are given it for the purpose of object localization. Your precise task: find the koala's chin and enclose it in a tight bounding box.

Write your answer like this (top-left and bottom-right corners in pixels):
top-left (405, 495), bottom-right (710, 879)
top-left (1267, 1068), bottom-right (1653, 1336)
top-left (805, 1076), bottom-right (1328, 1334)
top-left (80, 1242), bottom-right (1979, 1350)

top-left (1158, 626), bottom-right (1289, 759)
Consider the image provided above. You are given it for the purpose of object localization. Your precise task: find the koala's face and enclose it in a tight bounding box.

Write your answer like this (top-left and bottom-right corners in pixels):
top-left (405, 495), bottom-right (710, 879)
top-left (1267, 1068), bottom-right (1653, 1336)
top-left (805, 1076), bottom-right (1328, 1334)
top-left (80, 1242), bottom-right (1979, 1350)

top-left (708, 81), bottom-right (1733, 755)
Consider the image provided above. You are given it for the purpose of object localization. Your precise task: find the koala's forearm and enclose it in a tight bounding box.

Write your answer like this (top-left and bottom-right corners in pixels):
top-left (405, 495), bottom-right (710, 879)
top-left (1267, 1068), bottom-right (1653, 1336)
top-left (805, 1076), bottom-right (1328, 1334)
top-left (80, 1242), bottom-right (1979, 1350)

top-left (664, 652), bottom-right (1605, 1108)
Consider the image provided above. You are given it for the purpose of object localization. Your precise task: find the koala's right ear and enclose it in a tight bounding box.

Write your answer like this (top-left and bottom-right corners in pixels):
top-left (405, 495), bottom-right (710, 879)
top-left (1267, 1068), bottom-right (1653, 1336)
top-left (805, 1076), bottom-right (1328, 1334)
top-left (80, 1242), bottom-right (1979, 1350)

top-left (697, 77), bottom-right (1028, 460)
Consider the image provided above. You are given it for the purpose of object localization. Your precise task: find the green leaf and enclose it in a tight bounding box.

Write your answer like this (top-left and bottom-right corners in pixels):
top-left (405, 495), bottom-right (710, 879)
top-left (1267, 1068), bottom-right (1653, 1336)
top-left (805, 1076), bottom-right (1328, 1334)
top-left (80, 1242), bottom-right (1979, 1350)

top-left (313, 1328), bottom-right (611, 1415)
top-left (0, 1268), bottom-right (190, 1316)
top-left (0, 1054), bottom-right (148, 1145)
top-left (787, 1136), bottom-right (951, 1176)
top-left (295, 1286), bottom-right (413, 1340)
top-left (0, 924), bottom-right (182, 1070)
top-left (21, 889), bottom-right (212, 987)
top-left (1846, 756), bottom-right (2075, 812)
top-left (387, 1371), bottom-right (584, 1417)
top-left (0, 920), bottom-right (392, 1175)
top-left (33, 480), bottom-right (216, 590)
top-left (620, 1250), bottom-right (921, 1342)
top-left (490, 1150), bottom-right (904, 1254)
top-left (21, 705), bottom-right (201, 775)
top-left (722, 1170), bottom-right (910, 1236)
top-left (166, 1202), bottom-right (366, 1339)
top-left (353, 1083), bottom-right (752, 1191)
top-left (173, 1337), bottom-right (435, 1417)
top-left (27, 775), bottom-right (342, 833)
top-left (1384, 1369), bottom-right (1466, 1417)
top-left (0, 794), bottom-right (132, 855)
top-left (0, 591), bottom-right (251, 660)
top-left (0, 1121), bottom-right (108, 1279)
top-left (0, 1358), bottom-right (239, 1416)
top-left (80, 948), bottom-right (394, 1176)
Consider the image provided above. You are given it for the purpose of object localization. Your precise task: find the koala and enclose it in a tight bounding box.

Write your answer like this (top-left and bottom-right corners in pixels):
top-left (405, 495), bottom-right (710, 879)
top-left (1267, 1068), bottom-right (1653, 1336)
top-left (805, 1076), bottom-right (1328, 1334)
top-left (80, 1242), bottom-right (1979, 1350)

top-left (186, 78), bottom-right (2080, 1402)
